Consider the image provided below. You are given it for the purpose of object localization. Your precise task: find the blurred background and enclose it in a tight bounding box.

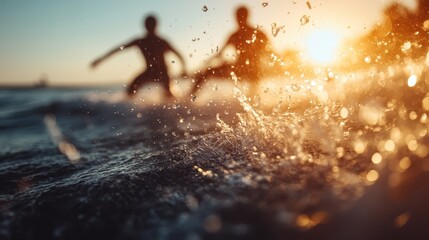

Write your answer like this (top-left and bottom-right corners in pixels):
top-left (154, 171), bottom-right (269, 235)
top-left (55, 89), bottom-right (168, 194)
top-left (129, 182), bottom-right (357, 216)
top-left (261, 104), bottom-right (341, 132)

top-left (0, 0), bottom-right (416, 87)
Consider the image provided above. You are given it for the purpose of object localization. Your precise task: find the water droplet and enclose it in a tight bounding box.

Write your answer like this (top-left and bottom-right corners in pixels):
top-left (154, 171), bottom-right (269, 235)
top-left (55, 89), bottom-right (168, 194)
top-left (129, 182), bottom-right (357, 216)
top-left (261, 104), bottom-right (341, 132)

top-left (366, 170), bottom-right (379, 182)
top-left (262, 2), bottom-right (268, 7)
top-left (354, 139), bottom-right (367, 154)
top-left (407, 74), bottom-right (417, 87)
top-left (327, 70), bottom-right (335, 81)
top-left (390, 127), bottom-right (402, 142)
top-left (422, 96), bottom-right (429, 111)
top-left (399, 157), bottom-right (411, 170)
top-left (401, 41), bottom-right (412, 52)
top-left (420, 113), bottom-right (428, 123)
top-left (424, 20), bottom-right (429, 31)
top-left (409, 111), bottom-right (418, 120)
top-left (364, 57), bottom-right (374, 65)
top-left (300, 15), bottom-right (310, 25)
top-left (340, 108), bottom-right (348, 119)
top-left (394, 213), bottom-right (410, 228)
top-left (253, 95), bottom-right (261, 107)
top-left (359, 104), bottom-right (384, 126)
top-left (291, 83), bottom-right (300, 92)
top-left (407, 139), bottom-right (418, 151)
top-left (371, 152), bottom-right (382, 164)
top-left (202, 5), bottom-right (208, 12)
top-left (384, 140), bottom-right (396, 152)
top-left (207, 99), bottom-right (214, 106)
top-left (296, 214), bottom-right (311, 228)
top-left (271, 23), bottom-right (285, 37)
top-left (295, 212), bottom-right (327, 229)
top-left (119, 45), bottom-right (125, 50)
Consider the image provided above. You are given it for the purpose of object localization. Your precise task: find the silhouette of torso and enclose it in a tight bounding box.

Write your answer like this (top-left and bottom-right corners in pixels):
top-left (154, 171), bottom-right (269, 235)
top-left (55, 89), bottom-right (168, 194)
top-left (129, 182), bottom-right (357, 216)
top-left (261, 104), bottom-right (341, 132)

top-left (227, 25), bottom-right (268, 77)
top-left (132, 35), bottom-right (170, 80)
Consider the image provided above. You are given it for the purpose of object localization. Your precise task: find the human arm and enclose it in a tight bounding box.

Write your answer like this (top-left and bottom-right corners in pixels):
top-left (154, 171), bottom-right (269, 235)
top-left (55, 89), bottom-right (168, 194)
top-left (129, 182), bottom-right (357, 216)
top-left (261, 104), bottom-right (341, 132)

top-left (91, 40), bottom-right (136, 68)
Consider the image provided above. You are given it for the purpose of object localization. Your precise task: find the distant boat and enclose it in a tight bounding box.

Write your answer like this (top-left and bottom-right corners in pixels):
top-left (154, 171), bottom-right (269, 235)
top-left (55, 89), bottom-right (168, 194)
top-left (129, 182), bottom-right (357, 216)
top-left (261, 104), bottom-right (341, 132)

top-left (33, 75), bottom-right (49, 88)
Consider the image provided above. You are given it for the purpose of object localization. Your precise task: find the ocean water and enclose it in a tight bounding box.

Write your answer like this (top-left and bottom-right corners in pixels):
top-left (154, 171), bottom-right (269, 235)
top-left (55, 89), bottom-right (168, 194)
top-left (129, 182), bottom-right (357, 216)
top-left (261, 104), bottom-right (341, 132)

top-left (1, 64), bottom-right (429, 239)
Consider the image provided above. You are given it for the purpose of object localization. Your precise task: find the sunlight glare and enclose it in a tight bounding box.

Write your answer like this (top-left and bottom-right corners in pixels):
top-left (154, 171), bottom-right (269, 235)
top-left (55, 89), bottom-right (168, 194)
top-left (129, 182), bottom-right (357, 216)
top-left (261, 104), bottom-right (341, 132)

top-left (305, 29), bottom-right (341, 64)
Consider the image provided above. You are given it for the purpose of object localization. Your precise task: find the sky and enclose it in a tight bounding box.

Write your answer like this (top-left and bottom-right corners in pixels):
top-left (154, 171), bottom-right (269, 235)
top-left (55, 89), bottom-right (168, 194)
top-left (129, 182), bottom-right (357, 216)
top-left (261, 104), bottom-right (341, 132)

top-left (0, 0), bottom-right (416, 86)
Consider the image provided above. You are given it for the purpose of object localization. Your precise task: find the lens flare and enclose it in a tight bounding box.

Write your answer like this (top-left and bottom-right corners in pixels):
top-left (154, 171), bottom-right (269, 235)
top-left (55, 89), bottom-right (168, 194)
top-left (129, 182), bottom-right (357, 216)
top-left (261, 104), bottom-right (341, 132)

top-left (305, 29), bottom-right (341, 64)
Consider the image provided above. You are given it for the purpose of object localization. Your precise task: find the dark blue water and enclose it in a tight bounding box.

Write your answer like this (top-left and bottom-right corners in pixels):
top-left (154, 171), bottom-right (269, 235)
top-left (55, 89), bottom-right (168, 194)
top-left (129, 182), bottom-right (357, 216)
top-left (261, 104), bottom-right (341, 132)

top-left (1, 78), bottom-right (429, 239)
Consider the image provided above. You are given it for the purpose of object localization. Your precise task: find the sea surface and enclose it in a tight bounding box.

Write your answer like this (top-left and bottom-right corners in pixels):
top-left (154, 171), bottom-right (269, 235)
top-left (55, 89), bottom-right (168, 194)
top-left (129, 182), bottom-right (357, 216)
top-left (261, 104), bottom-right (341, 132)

top-left (1, 66), bottom-right (429, 239)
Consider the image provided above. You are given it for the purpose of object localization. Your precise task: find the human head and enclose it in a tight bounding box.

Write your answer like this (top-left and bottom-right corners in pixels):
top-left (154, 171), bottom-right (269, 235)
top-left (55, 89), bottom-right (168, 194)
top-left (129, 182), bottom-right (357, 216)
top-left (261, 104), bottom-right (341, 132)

top-left (236, 6), bottom-right (249, 26)
top-left (144, 15), bottom-right (157, 34)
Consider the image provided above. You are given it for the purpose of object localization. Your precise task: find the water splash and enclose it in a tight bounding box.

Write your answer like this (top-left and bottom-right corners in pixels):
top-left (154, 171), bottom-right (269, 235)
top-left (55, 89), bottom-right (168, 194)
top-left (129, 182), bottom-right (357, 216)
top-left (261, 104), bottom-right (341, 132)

top-left (209, 59), bottom-right (429, 229)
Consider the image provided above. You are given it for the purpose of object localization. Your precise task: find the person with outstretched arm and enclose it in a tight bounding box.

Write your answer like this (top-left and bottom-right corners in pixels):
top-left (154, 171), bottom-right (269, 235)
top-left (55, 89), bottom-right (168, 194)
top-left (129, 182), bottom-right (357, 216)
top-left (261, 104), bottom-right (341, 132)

top-left (91, 15), bottom-right (187, 99)
top-left (191, 6), bottom-right (271, 98)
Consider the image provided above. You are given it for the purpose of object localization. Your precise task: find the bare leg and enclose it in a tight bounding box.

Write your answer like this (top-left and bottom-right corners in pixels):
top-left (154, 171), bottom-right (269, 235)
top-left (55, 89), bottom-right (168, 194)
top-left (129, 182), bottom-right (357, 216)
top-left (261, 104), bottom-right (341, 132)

top-left (190, 73), bottom-right (206, 95)
top-left (191, 64), bottom-right (233, 95)
top-left (126, 72), bottom-right (151, 98)
top-left (162, 78), bottom-right (175, 100)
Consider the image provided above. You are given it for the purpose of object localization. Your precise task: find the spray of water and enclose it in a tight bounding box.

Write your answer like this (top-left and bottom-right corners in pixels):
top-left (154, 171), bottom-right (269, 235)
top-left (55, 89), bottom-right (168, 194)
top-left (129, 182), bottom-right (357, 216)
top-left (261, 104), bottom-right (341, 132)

top-left (206, 58), bottom-right (429, 229)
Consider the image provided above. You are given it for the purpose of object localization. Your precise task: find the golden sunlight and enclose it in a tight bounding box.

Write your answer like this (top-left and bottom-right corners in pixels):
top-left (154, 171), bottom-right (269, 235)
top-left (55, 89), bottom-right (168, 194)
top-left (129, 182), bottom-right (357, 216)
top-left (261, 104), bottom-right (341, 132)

top-left (305, 29), bottom-right (341, 65)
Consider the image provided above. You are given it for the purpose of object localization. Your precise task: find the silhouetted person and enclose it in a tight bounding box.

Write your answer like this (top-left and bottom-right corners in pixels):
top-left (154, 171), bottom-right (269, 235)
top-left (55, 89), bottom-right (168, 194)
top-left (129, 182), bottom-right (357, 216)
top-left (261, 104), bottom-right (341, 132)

top-left (91, 16), bottom-right (186, 99)
top-left (191, 6), bottom-right (271, 97)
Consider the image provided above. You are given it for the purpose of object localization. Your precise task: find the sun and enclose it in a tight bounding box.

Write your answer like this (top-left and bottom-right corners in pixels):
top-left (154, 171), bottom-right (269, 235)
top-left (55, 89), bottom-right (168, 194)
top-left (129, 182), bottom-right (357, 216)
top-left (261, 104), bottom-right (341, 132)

top-left (305, 29), bottom-right (341, 65)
